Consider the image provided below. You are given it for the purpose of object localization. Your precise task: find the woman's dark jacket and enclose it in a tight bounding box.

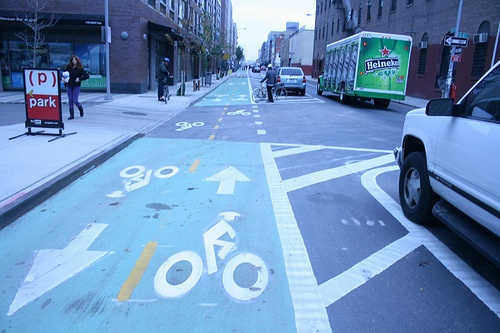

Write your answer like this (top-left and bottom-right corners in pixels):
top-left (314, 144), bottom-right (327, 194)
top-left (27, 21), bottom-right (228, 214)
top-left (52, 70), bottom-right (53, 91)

top-left (64, 66), bottom-right (89, 87)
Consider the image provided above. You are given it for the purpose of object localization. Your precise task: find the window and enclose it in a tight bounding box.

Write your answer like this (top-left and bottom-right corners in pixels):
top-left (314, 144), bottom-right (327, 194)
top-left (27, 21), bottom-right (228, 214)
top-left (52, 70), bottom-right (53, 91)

top-left (358, 4), bottom-right (362, 26)
top-left (159, 0), bottom-right (167, 15)
top-left (460, 65), bottom-right (500, 121)
top-left (367, 1), bottom-right (372, 21)
top-left (471, 43), bottom-right (488, 77)
top-left (390, 0), bottom-right (397, 12)
top-left (407, 0), bottom-right (414, 6)
top-left (417, 33), bottom-right (428, 75)
top-left (148, 0), bottom-right (155, 7)
top-left (331, 19), bottom-right (335, 36)
top-left (378, 0), bottom-right (383, 18)
top-left (471, 21), bottom-right (491, 78)
top-left (417, 48), bottom-right (427, 75)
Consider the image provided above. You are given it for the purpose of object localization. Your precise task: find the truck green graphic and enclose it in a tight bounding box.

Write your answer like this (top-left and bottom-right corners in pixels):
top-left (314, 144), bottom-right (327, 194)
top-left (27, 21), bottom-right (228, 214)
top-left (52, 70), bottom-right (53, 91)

top-left (317, 31), bottom-right (412, 108)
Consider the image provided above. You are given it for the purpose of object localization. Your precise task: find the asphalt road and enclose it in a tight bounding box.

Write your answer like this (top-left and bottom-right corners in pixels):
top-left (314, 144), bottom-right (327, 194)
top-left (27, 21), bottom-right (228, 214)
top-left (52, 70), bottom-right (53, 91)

top-left (1, 73), bottom-right (499, 332)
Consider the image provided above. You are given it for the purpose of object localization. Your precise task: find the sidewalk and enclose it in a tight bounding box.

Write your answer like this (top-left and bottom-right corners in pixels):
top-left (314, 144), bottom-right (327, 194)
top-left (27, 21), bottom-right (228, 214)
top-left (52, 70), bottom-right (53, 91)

top-left (0, 75), bottom-right (229, 228)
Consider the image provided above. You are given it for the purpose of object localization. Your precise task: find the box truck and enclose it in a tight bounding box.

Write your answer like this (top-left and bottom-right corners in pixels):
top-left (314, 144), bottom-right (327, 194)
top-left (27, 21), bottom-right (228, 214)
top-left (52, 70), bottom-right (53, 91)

top-left (317, 31), bottom-right (412, 108)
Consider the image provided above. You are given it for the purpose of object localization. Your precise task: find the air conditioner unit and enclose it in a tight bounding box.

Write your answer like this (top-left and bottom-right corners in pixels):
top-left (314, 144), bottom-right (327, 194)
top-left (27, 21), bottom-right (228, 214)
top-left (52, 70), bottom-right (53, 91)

top-left (473, 33), bottom-right (488, 44)
top-left (418, 41), bottom-right (428, 49)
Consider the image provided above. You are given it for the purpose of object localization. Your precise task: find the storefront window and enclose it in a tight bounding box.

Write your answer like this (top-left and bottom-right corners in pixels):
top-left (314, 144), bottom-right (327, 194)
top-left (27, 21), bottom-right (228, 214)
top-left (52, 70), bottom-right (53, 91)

top-left (7, 41), bottom-right (49, 88)
top-left (0, 42), bottom-right (105, 90)
top-left (75, 44), bottom-right (106, 90)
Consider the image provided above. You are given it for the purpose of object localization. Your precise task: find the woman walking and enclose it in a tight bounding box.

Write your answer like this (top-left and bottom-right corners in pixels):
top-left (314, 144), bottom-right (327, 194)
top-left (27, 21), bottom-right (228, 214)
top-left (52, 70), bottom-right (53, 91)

top-left (62, 55), bottom-right (89, 119)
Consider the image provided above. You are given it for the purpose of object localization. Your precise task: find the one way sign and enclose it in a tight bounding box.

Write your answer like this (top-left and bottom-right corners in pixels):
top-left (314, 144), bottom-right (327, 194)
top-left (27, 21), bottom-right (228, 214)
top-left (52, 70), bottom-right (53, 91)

top-left (444, 35), bottom-right (468, 47)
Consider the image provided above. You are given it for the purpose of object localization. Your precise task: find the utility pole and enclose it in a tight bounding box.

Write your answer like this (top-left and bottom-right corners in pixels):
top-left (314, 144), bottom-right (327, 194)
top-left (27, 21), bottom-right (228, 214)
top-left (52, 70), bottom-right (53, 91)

top-left (444, 0), bottom-right (463, 98)
top-left (104, 0), bottom-right (112, 100)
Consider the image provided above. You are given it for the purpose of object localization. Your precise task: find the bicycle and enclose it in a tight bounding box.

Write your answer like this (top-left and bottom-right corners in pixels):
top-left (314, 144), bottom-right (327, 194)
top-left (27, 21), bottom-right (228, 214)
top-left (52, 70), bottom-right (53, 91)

top-left (252, 83), bottom-right (267, 103)
top-left (252, 83), bottom-right (288, 103)
top-left (274, 82), bottom-right (288, 100)
top-left (162, 77), bottom-right (171, 104)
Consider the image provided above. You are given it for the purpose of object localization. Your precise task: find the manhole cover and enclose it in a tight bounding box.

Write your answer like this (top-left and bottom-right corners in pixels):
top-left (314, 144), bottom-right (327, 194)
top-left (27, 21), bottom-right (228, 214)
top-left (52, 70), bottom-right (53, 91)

top-left (122, 111), bottom-right (148, 116)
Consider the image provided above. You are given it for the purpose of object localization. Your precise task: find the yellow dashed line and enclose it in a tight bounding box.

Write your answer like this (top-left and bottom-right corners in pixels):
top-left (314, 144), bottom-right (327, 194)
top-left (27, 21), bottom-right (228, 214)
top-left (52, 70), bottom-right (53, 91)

top-left (209, 134), bottom-right (215, 140)
top-left (189, 159), bottom-right (201, 172)
top-left (117, 241), bottom-right (158, 302)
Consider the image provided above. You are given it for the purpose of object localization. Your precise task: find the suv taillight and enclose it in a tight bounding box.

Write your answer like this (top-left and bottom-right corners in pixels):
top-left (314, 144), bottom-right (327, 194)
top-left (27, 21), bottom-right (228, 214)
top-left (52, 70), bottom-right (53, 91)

top-left (277, 75), bottom-right (281, 83)
top-left (302, 76), bottom-right (306, 83)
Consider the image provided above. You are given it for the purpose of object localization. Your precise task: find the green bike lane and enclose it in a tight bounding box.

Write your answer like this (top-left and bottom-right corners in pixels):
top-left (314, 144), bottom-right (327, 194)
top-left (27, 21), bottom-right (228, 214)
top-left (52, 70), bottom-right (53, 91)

top-left (0, 75), bottom-right (331, 332)
top-left (195, 75), bottom-right (254, 106)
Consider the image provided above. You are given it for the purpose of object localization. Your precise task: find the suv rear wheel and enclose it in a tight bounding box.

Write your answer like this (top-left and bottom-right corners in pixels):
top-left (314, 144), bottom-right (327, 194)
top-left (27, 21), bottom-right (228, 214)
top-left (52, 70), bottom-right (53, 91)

top-left (399, 151), bottom-right (437, 224)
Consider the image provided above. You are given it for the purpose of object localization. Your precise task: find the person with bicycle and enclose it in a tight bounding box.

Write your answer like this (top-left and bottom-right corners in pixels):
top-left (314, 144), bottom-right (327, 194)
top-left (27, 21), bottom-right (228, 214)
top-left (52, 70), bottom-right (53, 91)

top-left (156, 57), bottom-right (170, 101)
top-left (260, 64), bottom-right (277, 103)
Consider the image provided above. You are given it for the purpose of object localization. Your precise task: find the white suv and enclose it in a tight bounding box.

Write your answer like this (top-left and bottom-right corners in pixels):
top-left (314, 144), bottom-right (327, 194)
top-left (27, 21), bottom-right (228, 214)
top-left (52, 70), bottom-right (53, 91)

top-left (394, 61), bottom-right (500, 265)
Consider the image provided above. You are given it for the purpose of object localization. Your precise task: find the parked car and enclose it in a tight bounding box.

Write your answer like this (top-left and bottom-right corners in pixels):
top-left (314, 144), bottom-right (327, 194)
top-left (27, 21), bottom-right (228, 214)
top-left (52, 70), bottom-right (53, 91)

top-left (276, 67), bottom-right (306, 95)
top-left (252, 65), bottom-right (261, 73)
top-left (394, 61), bottom-right (500, 266)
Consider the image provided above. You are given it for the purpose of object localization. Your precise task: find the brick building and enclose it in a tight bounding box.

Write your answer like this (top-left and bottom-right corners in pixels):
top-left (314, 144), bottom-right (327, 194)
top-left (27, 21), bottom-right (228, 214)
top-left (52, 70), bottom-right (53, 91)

top-left (1, 0), bottom-right (236, 94)
top-left (312, 0), bottom-right (500, 100)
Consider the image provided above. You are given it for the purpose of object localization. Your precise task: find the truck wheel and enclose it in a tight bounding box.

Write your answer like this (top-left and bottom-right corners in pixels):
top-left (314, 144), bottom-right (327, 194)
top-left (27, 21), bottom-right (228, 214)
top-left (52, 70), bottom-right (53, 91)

top-left (374, 99), bottom-right (390, 108)
top-left (399, 152), bottom-right (437, 224)
top-left (317, 83), bottom-right (323, 95)
top-left (339, 87), bottom-right (350, 104)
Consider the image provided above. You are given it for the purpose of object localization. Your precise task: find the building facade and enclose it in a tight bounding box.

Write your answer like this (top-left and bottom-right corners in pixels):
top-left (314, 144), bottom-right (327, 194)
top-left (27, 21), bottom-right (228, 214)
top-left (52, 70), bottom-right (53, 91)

top-left (311, 0), bottom-right (500, 99)
top-left (280, 27), bottom-right (314, 75)
top-left (1, 0), bottom-right (236, 94)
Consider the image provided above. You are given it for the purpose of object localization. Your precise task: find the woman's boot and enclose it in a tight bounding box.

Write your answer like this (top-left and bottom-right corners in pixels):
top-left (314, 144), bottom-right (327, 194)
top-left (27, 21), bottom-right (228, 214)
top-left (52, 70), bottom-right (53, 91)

top-left (68, 108), bottom-right (74, 120)
top-left (78, 105), bottom-right (84, 117)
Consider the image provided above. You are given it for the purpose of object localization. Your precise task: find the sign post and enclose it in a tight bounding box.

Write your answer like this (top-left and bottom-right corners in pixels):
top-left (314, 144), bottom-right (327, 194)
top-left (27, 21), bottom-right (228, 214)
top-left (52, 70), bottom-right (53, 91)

top-left (9, 68), bottom-right (76, 141)
top-left (444, 0), bottom-right (464, 98)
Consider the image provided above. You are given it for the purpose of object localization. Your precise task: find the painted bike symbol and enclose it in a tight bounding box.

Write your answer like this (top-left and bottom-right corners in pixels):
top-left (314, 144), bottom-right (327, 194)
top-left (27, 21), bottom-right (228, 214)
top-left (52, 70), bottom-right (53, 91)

top-left (106, 165), bottom-right (179, 198)
top-left (154, 212), bottom-right (269, 301)
top-left (226, 109), bottom-right (250, 116)
top-left (175, 121), bottom-right (205, 131)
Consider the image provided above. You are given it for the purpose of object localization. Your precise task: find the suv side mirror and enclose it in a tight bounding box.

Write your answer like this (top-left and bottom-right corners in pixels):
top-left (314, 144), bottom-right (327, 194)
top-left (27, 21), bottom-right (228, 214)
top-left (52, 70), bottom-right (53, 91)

top-left (425, 98), bottom-right (454, 116)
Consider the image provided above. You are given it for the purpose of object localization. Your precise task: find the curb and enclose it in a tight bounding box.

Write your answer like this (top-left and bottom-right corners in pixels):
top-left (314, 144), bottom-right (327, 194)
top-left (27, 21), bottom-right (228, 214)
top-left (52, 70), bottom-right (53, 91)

top-left (0, 133), bottom-right (142, 229)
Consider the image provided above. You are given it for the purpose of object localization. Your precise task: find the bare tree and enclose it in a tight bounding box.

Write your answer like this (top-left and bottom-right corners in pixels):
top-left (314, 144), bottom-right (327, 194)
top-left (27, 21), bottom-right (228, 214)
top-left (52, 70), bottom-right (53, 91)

top-left (15, 0), bottom-right (59, 68)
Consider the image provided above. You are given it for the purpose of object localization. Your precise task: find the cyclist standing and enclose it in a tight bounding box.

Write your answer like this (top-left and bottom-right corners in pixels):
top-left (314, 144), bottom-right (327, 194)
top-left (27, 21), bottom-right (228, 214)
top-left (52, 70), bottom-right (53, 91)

top-left (260, 64), bottom-right (276, 103)
top-left (156, 57), bottom-right (170, 101)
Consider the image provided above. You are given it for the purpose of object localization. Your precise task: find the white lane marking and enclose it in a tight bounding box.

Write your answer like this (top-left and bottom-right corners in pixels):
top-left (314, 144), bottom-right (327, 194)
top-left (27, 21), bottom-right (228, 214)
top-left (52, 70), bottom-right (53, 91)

top-left (8, 224), bottom-right (109, 316)
top-left (255, 121), bottom-right (263, 125)
top-left (205, 166), bottom-right (250, 195)
top-left (261, 143), bottom-right (332, 333)
top-left (273, 146), bottom-right (327, 158)
top-left (247, 75), bottom-right (256, 105)
top-left (257, 129), bottom-right (266, 135)
top-left (270, 143), bottom-right (393, 155)
top-left (362, 165), bottom-right (500, 318)
top-left (284, 153), bottom-right (394, 192)
top-left (319, 234), bottom-right (421, 307)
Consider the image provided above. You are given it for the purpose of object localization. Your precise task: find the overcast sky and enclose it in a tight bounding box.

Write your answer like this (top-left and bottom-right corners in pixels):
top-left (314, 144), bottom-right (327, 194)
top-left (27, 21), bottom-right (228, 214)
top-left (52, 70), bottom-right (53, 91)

top-left (231, 0), bottom-right (316, 61)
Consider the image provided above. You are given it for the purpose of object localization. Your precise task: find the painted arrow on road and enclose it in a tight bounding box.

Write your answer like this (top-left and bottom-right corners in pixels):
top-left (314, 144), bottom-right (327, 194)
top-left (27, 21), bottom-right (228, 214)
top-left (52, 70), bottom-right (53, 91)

top-left (205, 166), bottom-right (250, 194)
top-left (8, 223), bottom-right (109, 316)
